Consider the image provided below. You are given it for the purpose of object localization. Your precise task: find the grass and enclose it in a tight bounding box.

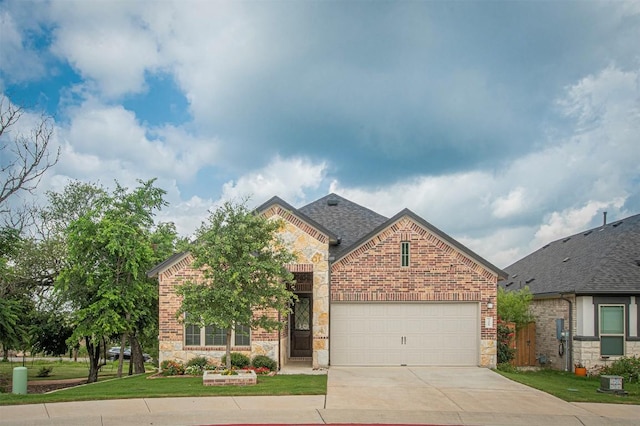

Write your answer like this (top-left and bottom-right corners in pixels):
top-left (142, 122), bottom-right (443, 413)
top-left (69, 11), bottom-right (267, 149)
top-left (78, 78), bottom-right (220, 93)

top-left (0, 359), bottom-right (327, 406)
top-left (0, 359), bottom-right (123, 382)
top-left (498, 368), bottom-right (640, 404)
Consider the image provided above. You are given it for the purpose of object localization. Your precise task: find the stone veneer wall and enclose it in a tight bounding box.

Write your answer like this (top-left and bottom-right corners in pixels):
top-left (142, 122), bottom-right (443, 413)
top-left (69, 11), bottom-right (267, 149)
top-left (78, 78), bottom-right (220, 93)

top-left (528, 296), bottom-right (575, 371)
top-left (263, 205), bottom-right (330, 368)
top-left (331, 216), bottom-right (499, 368)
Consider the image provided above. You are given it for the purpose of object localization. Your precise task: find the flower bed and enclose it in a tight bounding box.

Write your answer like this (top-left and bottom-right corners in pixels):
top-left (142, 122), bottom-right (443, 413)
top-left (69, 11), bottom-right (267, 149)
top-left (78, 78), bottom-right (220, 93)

top-left (203, 369), bottom-right (257, 386)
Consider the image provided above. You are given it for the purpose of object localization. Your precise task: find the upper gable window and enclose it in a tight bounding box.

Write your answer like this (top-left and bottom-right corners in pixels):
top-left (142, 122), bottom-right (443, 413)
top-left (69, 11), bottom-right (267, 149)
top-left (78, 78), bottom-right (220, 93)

top-left (401, 241), bottom-right (410, 267)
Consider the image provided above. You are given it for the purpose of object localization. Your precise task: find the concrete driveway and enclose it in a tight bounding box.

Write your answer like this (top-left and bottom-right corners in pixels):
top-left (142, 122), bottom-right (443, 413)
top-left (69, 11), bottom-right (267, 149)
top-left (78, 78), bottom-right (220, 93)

top-left (324, 366), bottom-right (639, 425)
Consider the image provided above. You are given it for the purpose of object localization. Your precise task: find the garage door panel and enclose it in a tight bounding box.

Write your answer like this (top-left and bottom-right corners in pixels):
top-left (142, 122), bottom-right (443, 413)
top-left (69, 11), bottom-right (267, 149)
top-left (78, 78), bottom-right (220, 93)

top-left (331, 303), bottom-right (479, 366)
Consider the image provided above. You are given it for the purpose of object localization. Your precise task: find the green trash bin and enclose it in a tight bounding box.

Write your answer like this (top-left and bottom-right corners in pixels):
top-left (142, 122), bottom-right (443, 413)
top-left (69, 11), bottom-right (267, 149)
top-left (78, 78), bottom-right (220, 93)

top-left (12, 366), bottom-right (28, 395)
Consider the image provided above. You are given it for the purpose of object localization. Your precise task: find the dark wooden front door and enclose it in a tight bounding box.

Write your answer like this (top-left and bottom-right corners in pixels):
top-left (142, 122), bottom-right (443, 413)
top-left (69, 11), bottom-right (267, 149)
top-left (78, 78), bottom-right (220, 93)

top-left (291, 294), bottom-right (312, 357)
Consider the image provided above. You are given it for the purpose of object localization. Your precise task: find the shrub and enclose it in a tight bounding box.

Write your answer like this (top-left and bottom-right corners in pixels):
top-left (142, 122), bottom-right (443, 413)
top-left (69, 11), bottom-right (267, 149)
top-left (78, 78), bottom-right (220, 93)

top-left (185, 356), bottom-right (209, 369)
top-left (160, 359), bottom-right (185, 376)
top-left (252, 355), bottom-right (277, 371)
top-left (600, 355), bottom-right (640, 383)
top-left (36, 366), bottom-right (53, 377)
top-left (221, 352), bottom-right (250, 368)
top-left (497, 321), bottom-right (515, 364)
top-left (184, 365), bottom-right (203, 376)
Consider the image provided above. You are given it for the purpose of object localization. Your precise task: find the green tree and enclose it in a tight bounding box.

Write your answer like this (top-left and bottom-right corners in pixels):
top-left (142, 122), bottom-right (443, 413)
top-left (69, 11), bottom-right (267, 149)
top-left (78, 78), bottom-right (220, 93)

top-left (497, 286), bottom-right (534, 326)
top-left (56, 179), bottom-right (168, 382)
top-left (176, 200), bottom-right (297, 370)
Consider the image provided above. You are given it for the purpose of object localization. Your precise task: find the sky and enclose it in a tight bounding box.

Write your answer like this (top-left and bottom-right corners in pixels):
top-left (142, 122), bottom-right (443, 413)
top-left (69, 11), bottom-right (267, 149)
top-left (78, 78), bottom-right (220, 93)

top-left (1, 0), bottom-right (639, 268)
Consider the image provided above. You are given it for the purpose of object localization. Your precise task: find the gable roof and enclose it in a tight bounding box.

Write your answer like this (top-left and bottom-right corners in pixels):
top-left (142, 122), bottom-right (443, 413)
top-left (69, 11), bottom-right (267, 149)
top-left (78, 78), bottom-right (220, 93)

top-left (256, 195), bottom-right (339, 243)
top-left (500, 213), bottom-right (640, 295)
top-left (298, 193), bottom-right (388, 257)
top-left (147, 251), bottom-right (190, 278)
top-left (336, 207), bottom-right (507, 279)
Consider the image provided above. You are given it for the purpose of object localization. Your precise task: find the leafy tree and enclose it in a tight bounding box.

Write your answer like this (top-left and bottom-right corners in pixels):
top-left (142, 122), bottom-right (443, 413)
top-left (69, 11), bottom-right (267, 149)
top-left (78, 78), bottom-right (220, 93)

top-left (56, 179), bottom-right (168, 382)
top-left (176, 200), bottom-right (297, 370)
top-left (497, 286), bottom-right (534, 327)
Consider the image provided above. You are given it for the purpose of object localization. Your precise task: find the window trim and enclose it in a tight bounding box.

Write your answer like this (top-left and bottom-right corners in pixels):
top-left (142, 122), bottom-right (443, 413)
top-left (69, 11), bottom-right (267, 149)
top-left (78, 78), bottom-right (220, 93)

top-left (401, 241), bottom-right (410, 267)
top-left (599, 304), bottom-right (625, 357)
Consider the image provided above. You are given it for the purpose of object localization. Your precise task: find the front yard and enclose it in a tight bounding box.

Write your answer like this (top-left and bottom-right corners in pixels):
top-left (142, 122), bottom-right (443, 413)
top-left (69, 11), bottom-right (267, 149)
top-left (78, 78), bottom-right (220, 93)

top-left (0, 368), bottom-right (326, 406)
top-left (498, 368), bottom-right (640, 404)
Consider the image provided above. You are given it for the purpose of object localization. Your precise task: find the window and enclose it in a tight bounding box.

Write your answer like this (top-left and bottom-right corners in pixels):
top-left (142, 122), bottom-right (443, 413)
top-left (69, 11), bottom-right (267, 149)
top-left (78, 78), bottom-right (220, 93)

top-left (184, 317), bottom-right (250, 347)
top-left (235, 324), bottom-right (251, 346)
top-left (401, 241), bottom-right (410, 267)
top-left (600, 305), bottom-right (624, 356)
top-left (185, 324), bottom-right (201, 346)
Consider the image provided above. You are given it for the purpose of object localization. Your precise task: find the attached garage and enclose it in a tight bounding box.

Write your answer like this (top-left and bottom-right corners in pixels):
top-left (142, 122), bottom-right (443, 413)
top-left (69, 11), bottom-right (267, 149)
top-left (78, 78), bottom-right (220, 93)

top-left (330, 303), bottom-right (480, 366)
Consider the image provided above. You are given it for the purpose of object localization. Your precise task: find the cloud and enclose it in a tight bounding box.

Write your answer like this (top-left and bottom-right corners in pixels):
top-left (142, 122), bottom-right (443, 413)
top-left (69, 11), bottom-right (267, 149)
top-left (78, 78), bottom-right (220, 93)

top-left (0, 10), bottom-right (47, 84)
top-left (219, 156), bottom-right (328, 208)
top-left (56, 99), bottom-right (219, 184)
top-left (48, 1), bottom-right (163, 98)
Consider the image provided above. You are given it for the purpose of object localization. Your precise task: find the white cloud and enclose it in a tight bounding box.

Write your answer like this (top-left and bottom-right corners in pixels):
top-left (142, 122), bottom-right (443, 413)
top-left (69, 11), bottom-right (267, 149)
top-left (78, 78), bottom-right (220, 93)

top-left (219, 156), bottom-right (327, 208)
top-left (492, 187), bottom-right (526, 219)
top-left (532, 198), bottom-right (626, 247)
top-left (48, 1), bottom-right (163, 98)
top-left (56, 99), bottom-right (219, 183)
top-left (0, 10), bottom-right (47, 84)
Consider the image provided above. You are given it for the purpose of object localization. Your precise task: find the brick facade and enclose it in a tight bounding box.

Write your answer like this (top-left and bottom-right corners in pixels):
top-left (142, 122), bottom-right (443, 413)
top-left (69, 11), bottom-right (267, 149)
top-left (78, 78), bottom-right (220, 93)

top-left (155, 199), bottom-right (500, 369)
top-left (331, 216), bottom-right (499, 367)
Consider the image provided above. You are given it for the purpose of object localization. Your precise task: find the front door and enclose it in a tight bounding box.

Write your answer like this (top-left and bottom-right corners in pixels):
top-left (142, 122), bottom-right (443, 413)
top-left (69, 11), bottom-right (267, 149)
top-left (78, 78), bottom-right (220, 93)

top-left (291, 294), bottom-right (312, 357)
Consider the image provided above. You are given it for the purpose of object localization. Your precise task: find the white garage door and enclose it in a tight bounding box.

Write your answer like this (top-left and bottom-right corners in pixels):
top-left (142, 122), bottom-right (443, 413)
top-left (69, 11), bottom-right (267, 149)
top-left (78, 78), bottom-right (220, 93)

top-left (330, 303), bottom-right (479, 366)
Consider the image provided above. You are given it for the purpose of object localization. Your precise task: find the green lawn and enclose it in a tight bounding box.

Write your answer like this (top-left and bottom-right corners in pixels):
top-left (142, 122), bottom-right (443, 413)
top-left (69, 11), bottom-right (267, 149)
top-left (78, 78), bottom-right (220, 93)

top-left (498, 368), bottom-right (640, 404)
top-left (0, 370), bottom-right (327, 406)
top-left (0, 359), bottom-right (124, 382)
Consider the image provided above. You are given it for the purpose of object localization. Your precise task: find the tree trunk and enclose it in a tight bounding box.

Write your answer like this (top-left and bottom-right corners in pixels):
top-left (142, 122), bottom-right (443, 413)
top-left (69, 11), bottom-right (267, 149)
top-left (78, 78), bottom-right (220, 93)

top-left (86, 336), bottom-right (101, 383)
top-left (225, 328), bottom-right (233, 370)
top-left (116, 333), bottom-right (127, 378)
top-left (129, 334), bottom-right (146, 374)
top-left (2, 348), bottom-right (8, 362)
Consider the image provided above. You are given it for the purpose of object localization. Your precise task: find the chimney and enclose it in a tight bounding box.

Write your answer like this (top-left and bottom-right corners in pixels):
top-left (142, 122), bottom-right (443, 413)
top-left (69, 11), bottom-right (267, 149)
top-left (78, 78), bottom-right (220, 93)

top-left (603, 211), bottom-right (607, 226)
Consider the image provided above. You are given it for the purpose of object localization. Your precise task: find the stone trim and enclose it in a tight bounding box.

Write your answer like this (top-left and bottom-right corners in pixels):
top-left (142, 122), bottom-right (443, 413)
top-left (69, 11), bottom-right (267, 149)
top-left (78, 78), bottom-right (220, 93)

top-left (332, 292), bottom-right (482, 302)
top-left (263, 205), bottom-right (329, 244)
top-left (160, 254), bottom-right (194, 280)
top-left (574, 335), bottom-right (599, 341)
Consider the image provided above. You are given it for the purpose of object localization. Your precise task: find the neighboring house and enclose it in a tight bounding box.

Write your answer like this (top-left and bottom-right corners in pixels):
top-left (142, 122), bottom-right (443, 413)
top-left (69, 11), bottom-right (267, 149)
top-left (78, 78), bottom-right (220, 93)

top-left (149, 194), bottom-right (506, 369)
top-left (499, 213), bottom-right (640, 372)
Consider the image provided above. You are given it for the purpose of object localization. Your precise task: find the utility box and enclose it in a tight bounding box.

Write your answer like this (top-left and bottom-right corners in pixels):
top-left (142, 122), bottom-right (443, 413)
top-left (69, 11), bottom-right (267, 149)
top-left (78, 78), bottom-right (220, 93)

top-left (598, 375), bottom-right (627, 395)
top-left (12, 367), bottom-right (28, 395)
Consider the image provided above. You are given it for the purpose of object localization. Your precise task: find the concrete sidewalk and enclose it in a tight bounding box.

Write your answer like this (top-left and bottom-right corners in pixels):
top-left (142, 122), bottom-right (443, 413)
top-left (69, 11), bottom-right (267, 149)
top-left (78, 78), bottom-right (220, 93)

top-left (1, 395), bottom-right (640, 425)
top-left (2, 367), bottom-right (640, 425)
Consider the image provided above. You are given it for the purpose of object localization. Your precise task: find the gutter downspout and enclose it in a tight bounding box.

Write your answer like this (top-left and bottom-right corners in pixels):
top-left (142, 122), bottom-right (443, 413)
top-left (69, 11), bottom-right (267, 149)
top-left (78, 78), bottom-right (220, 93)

top-left (560, 294), bottom-right (573, 371)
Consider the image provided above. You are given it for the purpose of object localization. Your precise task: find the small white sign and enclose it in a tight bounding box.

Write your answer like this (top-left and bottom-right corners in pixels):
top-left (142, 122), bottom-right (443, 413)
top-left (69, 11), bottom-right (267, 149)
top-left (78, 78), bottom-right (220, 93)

top-left (485, 317), bottom-right (494, 329)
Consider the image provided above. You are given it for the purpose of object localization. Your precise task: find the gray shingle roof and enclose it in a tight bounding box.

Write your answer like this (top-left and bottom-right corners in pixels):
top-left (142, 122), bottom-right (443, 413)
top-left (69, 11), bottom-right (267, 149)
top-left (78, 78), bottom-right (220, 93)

top-left (500, 213), bottom-right (640, 295)
top-left (298, 193), bottom-right (388, 257)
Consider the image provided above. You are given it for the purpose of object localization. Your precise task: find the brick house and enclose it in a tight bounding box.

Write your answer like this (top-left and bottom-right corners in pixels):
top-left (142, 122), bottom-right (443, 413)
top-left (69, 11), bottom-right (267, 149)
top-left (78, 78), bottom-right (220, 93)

top-left (149, 194), bottom-right (506, 369)
top-left (499, 213), bottom-right (640, 372)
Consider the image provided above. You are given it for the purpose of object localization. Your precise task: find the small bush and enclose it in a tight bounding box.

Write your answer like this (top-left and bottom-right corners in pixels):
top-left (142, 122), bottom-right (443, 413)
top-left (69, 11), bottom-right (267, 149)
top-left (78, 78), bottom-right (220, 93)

top-left (496, 362), bottom-right (518, 373)
top-left (221, 352), bottom-right (250, 368)
top-left (184, 365), bottom-right (203, 376)
top-left (160, 359), bottom-right (185, 376)
top-left (497, 321), bottom-right (515, 364)
top-left (185, 356), bottom-right (209, 369)
top-left (252, 355), bottom-right (277, 371)
top-left (36, 366), bottom-right (53, 377)
top-left (600, 355), bottom-right (640, 383)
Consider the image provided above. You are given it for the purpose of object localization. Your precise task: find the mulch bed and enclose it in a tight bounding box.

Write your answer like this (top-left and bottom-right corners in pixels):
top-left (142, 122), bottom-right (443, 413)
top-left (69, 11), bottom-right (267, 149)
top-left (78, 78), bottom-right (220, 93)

top-left (1, 378), bottom-right (86, 394)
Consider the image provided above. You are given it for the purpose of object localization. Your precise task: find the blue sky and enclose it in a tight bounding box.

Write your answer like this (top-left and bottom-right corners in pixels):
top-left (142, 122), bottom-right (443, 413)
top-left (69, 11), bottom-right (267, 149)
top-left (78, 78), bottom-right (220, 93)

top-left (1, 0), bottom-right (639, 267)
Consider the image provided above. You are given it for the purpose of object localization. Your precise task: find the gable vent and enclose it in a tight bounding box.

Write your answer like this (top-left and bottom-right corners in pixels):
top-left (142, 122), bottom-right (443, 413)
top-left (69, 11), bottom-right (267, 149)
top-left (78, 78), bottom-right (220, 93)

top-left (327, 198), bottom-right (339, 206)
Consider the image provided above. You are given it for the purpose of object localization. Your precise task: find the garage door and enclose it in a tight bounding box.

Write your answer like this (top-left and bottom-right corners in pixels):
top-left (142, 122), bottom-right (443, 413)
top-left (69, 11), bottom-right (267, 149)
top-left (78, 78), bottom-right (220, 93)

top-left (330, 303), bottom-right (479, 366)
